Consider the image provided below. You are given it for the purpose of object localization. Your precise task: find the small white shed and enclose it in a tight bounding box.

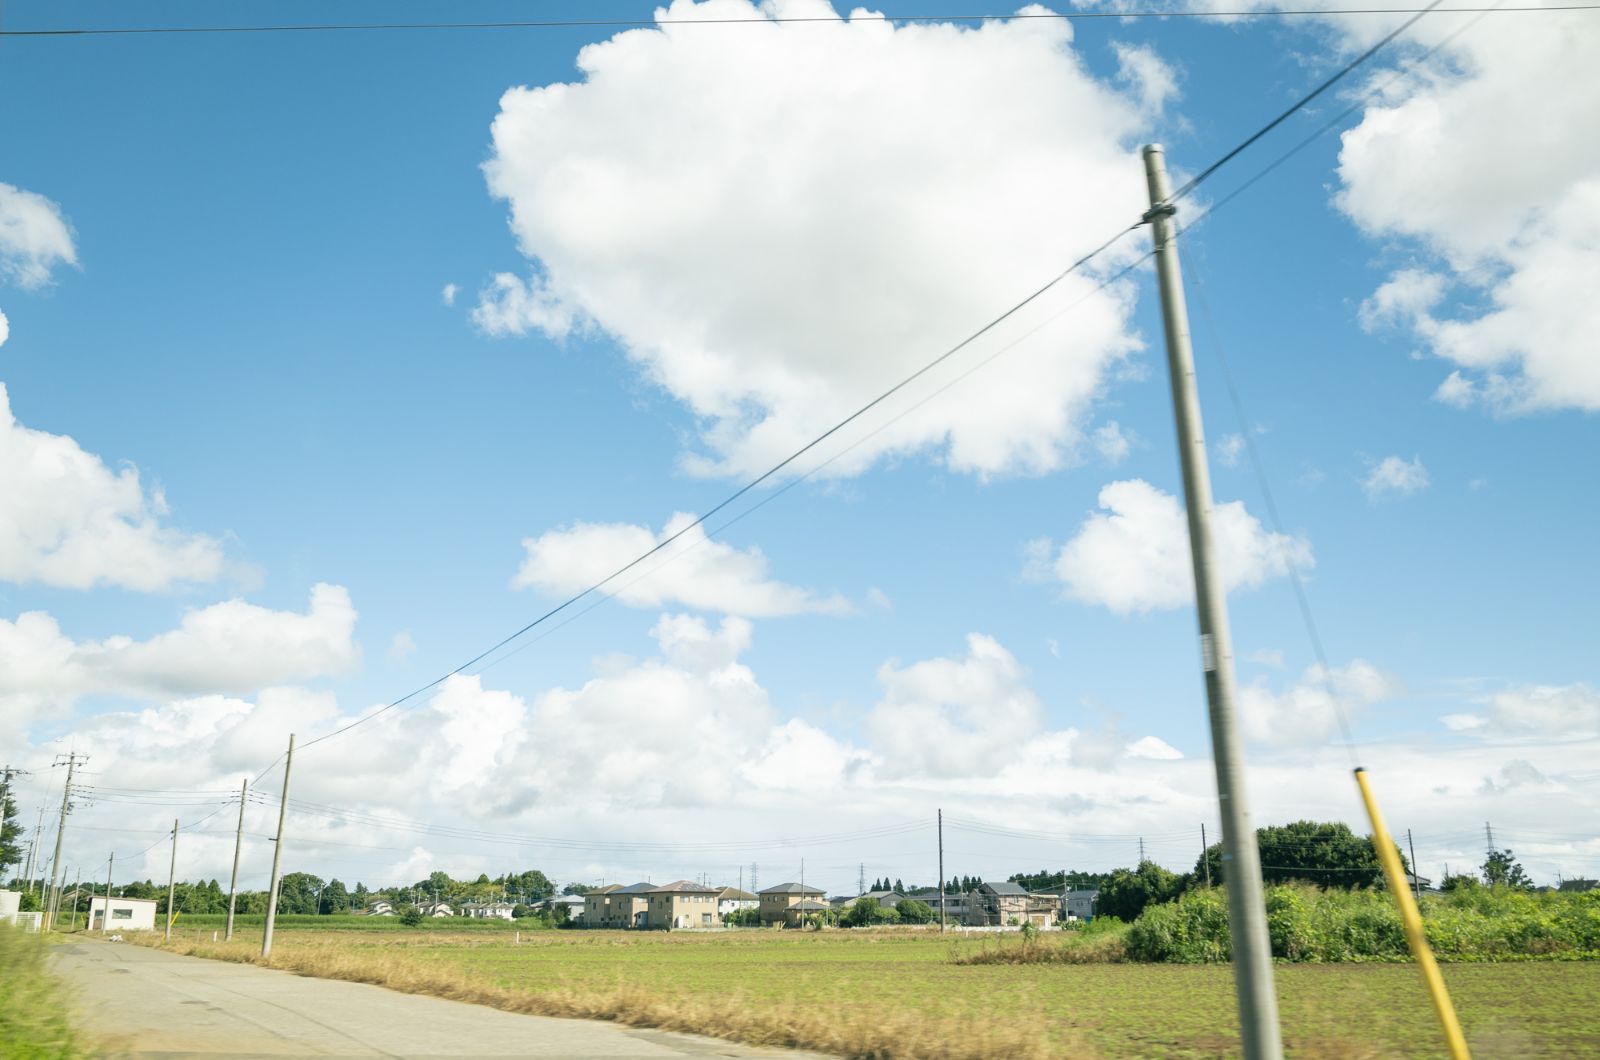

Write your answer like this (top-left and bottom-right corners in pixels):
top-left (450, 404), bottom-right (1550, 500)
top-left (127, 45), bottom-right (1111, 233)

top-left (88, 896), bottom-right (159, 932)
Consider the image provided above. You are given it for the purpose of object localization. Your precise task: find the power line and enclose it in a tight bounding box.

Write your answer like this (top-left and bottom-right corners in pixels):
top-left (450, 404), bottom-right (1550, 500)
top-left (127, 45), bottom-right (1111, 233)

top-left (4, 5), bottom-right (1594, 38)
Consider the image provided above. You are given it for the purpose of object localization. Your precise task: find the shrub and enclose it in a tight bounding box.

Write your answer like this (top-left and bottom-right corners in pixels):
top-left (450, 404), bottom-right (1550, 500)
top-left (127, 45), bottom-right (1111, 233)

top-left (0, 926), bottom-right (84, 1057)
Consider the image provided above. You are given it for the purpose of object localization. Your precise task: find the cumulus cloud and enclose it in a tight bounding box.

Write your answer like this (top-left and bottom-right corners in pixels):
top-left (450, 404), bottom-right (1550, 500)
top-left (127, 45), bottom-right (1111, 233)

top-left (867, 633), bottom-right (1044, 778)
top-left (1034, 478), bottom-right (1313, 614)
top-left (0, 584), bottom-right (358, 737)
top-left (0, 183), bottom-right (77, 290)
top-left (1336, 11), bottom-right (1600, 413)
top-left (1216, 432), bottom-right (1245, 468)
top-left (1443, 683), bottom-right (1600, 740)
top-left (388, 630), bottom-right (417, 662)
top-left (0, 382), bottom-right (224, 590)
top-left (1362, 454), bottom-right (1429, 500)
top-left (1092, 421), bottom-right (1133, 464)
top-left (440, 283), bottom-right (459, 306)
top-left (514, 512), bottom-right (850, 616)
top-left (0, 307), bottom-right (9, 347)
top-left (479, 0), bottom-right (1158, 480)
top-left (1239, 659), bottom-right (1402, 745)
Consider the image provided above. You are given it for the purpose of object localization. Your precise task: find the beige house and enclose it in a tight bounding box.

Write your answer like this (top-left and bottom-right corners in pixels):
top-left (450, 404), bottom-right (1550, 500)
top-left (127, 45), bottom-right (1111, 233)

top-left (782, 898), bottom-right (832, 927)
top-left (758, 882), bottom-right (826, 925)
top-left (584, 882), bottom-right (652, 928)
top-left (646, 881), bottom-right (722, 929)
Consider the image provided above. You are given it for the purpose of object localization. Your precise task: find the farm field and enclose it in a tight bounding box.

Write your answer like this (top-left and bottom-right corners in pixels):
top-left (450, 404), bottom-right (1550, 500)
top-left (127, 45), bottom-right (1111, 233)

top-left (132, 926), bottom-right (1600, 1058)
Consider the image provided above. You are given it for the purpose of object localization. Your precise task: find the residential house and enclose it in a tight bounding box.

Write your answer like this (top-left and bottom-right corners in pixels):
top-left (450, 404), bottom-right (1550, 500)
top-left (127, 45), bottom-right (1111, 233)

top-left (418, 901), bottom-right (454, 918)
top-left (364, 899), bottom-right (395, 917)
top-left (459, 901), bottom-right (515, 920)
top-left (717, 887), bottom-right (759, 918)
top-left (905, 889), bottom-right (972, 921)
top-left (584, 883), bottom-right (652, 928)
top-left (832, 890), bottom-right (904, 912)
top-left (971, 881), bottom-right (1032, 926)
top-left (758, 882), bottom-right (826, 925)
top-left (646, 881), bottom-right (722, 929)
top-left (1062, 889), bottom-right (1099, 922)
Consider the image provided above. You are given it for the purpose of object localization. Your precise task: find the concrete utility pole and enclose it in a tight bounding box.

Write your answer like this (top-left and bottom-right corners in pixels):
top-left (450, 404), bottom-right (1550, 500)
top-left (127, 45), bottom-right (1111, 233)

top-left (70, 867), bottom-right (82, 930)
top-left (226, 779), bottom-right (248, 941)
top-left (937, 808), bottom-right (947, 933)
top-left (101, 853), bottom-right (114, 933)
top-left (45, 752), bottom-right (87, 932)
top-left (262, 734), bottom-right (296, 959)
top-left (1139, 837), bottom-right (1146, 864)
top-left (1142, 143), bottom-right (1283, 1060)
top-left (26, 805), bottom-right (46, 893)
top-left (1484, 822), bottom-right (1494, 856)
top-left (1202, 824), bottom-right (1212, 888)
top-left (165, 819), bottom-right (179, 941)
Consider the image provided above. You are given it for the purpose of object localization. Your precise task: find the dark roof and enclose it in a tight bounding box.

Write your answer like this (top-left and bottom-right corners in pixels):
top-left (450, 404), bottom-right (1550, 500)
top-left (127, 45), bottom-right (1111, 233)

top-left (649, 880), bottom-right (720, 894)
top-left (758, 882), bottom-right (825, 895)
top-left (982, 881), bottom-right (1029, 896)
top-left (789, 899), bottom-right (831, 911)
top-left (862, 890), bottom-right (903, 901)
top-left (717, 887), bottom-right (758, 901)
top-left (613, 882), bottom-right (655, 894)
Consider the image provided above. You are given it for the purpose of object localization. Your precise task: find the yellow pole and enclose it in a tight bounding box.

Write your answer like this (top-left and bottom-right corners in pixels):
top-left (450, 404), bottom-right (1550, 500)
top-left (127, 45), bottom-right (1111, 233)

top-left (1353, 768), bottom-right (1470, 1059)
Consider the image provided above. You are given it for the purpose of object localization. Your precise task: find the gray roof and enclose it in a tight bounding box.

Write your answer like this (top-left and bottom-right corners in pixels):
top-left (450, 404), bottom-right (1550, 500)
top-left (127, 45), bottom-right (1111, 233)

top-left (862, 890), bottom-right (903, 901)
top-left (758, 882), bottom-right (825, 895)
top-left (717, 887), bottom-right (758, 901)
top-left (649, 880), bottom-right (720, 894)
top-left (613, 882), bottom-right (655, 894)
top-left (789, 899), bottom-right (831, 911)
top-left (983, 881), bottom-right (1029, 896)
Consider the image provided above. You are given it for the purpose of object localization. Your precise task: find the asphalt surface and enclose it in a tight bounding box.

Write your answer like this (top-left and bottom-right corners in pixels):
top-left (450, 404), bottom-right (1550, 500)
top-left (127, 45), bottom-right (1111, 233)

top-left (52, 939), bottom-right (823, 1059)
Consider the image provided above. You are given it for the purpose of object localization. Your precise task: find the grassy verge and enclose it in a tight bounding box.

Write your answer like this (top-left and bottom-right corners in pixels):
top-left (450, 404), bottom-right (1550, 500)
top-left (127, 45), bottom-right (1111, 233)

top-left (0, 927), bottom-right (84, 1059)
top-left (131, 925), bottom-right (1600, 1057)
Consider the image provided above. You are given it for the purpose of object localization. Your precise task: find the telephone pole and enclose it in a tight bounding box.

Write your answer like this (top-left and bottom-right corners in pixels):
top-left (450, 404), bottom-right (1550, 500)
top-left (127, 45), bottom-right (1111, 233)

top-left (1143, 143), bottom-right (1282, 1060)
top-left (25, 805), bottom-right (46, 893)
top-left (165, 819), bottom-right (179, 941)
top-left (1405, 829), bottom-right (1422, 900)
top-left (1484, 822), bottom-right (1494, 856)
top-left (226, 779), bottom-right (248, 941)
top-left (859, 863), bottom-right (866, 898)
top-left (101, 853), bottom-right (114, 932)
top-left (937, 808), bottom-right (947, 933)
top-left (45, 752), bottom-right (87, 932)
top-left (1139, 837), bottom-right (1145, 864)
top-left (1202, 824), bottom-right (1212, 888)
top-left (262, 734), bottom-right (296, 959)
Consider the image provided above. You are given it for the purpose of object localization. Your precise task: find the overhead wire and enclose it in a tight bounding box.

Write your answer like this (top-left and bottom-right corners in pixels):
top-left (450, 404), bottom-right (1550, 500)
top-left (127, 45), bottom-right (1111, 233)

top-left (3, 4), bottom-right (1594, 37)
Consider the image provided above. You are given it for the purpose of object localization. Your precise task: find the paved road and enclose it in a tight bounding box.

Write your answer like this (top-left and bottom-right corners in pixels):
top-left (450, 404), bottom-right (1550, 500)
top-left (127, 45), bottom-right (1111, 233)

top-left (53, 940), bottom-right (823, 1059)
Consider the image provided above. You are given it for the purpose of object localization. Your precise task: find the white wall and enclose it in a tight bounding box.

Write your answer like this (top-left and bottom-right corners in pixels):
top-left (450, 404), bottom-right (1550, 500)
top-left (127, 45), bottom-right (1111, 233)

top-left (89, 897), bottom-right (158, 932)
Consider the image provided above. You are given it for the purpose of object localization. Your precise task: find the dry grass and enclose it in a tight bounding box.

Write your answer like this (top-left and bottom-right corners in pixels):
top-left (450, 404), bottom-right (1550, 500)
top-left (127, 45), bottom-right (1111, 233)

top-left (950, 930), bottom-right (1128, 966)
top-left (128, 933), bottom-right (1069, 1059)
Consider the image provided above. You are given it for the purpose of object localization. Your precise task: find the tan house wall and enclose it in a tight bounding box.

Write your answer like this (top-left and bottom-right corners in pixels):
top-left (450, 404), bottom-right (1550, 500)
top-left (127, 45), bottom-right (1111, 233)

top-left (647, 892), bottom-right (721, 929)
top-left (759, 893), bottom-right (818, 924)
top-left (585, 892), bottom-right (648, 929)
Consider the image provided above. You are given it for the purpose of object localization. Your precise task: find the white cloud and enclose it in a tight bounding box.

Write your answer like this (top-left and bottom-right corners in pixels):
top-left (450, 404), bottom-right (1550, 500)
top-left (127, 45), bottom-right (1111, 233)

top-left (388, 630), bottom-right (417, 662)
top-left (1433, 370), bottom-right (1476, 409)
top-left (1036, 479), bottom-right (1313, 614)
top-left (479, 0), bottom-right (1159, 480)
top-left (1336, 13), bottom-right (1600, 413)
top-left (0, 307), bottom-right (9, 347)
top-left (867, 633), bottom-right (1044, 779)
top-left (1444, 683), bottom-right (1600, 741)
top-left (1239, 659), bottom-right (1402, 745)
top-left (1126, 735), bottom-right (1183, 760)
top-left (1216, 432), bottom-right (1245, 468)
top-left (0, 382), bottom-right (224, 591)
top-left (1092, 420), bottom-right (1133, 464)
top-left (514, 512), bottom-right (850, 616)
top-left (0, 584), bottom-right (358, 738)
top-left (1113, 40), bottom-right (1180, 112)
top-left (0, 183), bottom-right (77, 290)
top-left (1362, 454), bottom-right (1429, 500)
top-left (440, 283), bottom-right (459, 306)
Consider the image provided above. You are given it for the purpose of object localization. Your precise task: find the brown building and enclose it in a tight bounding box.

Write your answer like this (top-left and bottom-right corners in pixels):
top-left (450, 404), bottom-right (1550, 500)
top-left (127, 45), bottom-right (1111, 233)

top-left (646, 881), bottom-right (722, 929)
top-left (757, 882), bottom-right (826, 925)
top-left (583, 882), bottom-right (652, 928)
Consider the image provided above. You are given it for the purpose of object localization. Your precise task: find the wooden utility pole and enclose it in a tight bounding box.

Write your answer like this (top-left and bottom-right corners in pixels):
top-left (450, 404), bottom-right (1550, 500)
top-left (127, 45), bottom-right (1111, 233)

top-left (165, 819), bottom-right (179, 941)
top-left (1143, 143), bottom-right (1282, 1060)
top-left (262, 734), bottom-right (296, 959)
top-left (226, 779), bottom-right (248, 941)
top-left (45, 752), bottom-right (87, 932)
top-left (937, 808), bottom-right (946, 933)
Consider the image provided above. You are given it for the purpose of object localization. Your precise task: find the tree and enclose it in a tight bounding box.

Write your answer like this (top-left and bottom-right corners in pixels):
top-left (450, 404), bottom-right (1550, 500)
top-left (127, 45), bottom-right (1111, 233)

top-left (321, 878), bottom-right (350, 914)
top-left (1440, 872), bottom-right (1480, 892)
top-left (277, 873), bottom-right (325, 915)
top-left (1097, 861), bottom-right (1182, 922)
top-left (843, 897), bottom-right (897, 928)
top-left (0, 770), bottom-right (23, 878)
top-left (894, 878), bottom-right (905, 894)
top-left (895, 899), bottom-right (935, 924)
top-left (513, 870), bottom-right (555, 901)
top-left (1193, 821), bottom-right (1402, 890)
top-left (562, 883), bottom-right (593, 896)
top-left (1483, 849), bottom-right (1534, 890)
top-left (400, 908), bottom-right (424, 927)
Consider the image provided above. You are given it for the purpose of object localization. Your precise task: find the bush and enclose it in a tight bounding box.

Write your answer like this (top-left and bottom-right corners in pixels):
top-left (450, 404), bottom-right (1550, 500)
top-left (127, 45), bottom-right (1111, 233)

top-left (895, 899), bottom-right (935, 924)
top-left (1098, 861), bottom-right (1184, 922)
top-left (399, 908), bottom-right (424, 927)
top-left (1125, 883), bottom-right (1600, 964)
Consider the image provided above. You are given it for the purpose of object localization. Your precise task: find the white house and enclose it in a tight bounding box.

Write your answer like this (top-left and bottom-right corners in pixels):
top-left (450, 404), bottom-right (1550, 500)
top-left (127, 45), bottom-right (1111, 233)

top-left (418, 901), bottom-right (454, 918)
top-left (717, 887), bottom-right (758, 918)
top-left (458, 901), bottom-right (515, 920)
top-left (88, 896), bottom-right (158, 932)
top-left (364, 900), bottom-right (395, 917)
top-left (1062, 889), bottom-right (1099, 922)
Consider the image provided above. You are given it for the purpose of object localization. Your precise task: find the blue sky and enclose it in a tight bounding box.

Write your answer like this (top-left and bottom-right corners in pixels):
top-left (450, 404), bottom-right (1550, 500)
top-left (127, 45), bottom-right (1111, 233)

top-left (2, 0), bottom-right (1595, 894)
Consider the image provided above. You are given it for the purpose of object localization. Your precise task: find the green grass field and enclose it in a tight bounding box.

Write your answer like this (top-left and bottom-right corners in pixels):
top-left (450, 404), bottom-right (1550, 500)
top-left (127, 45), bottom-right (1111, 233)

top-left (135, 925), bottom-right (1600, 1057)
